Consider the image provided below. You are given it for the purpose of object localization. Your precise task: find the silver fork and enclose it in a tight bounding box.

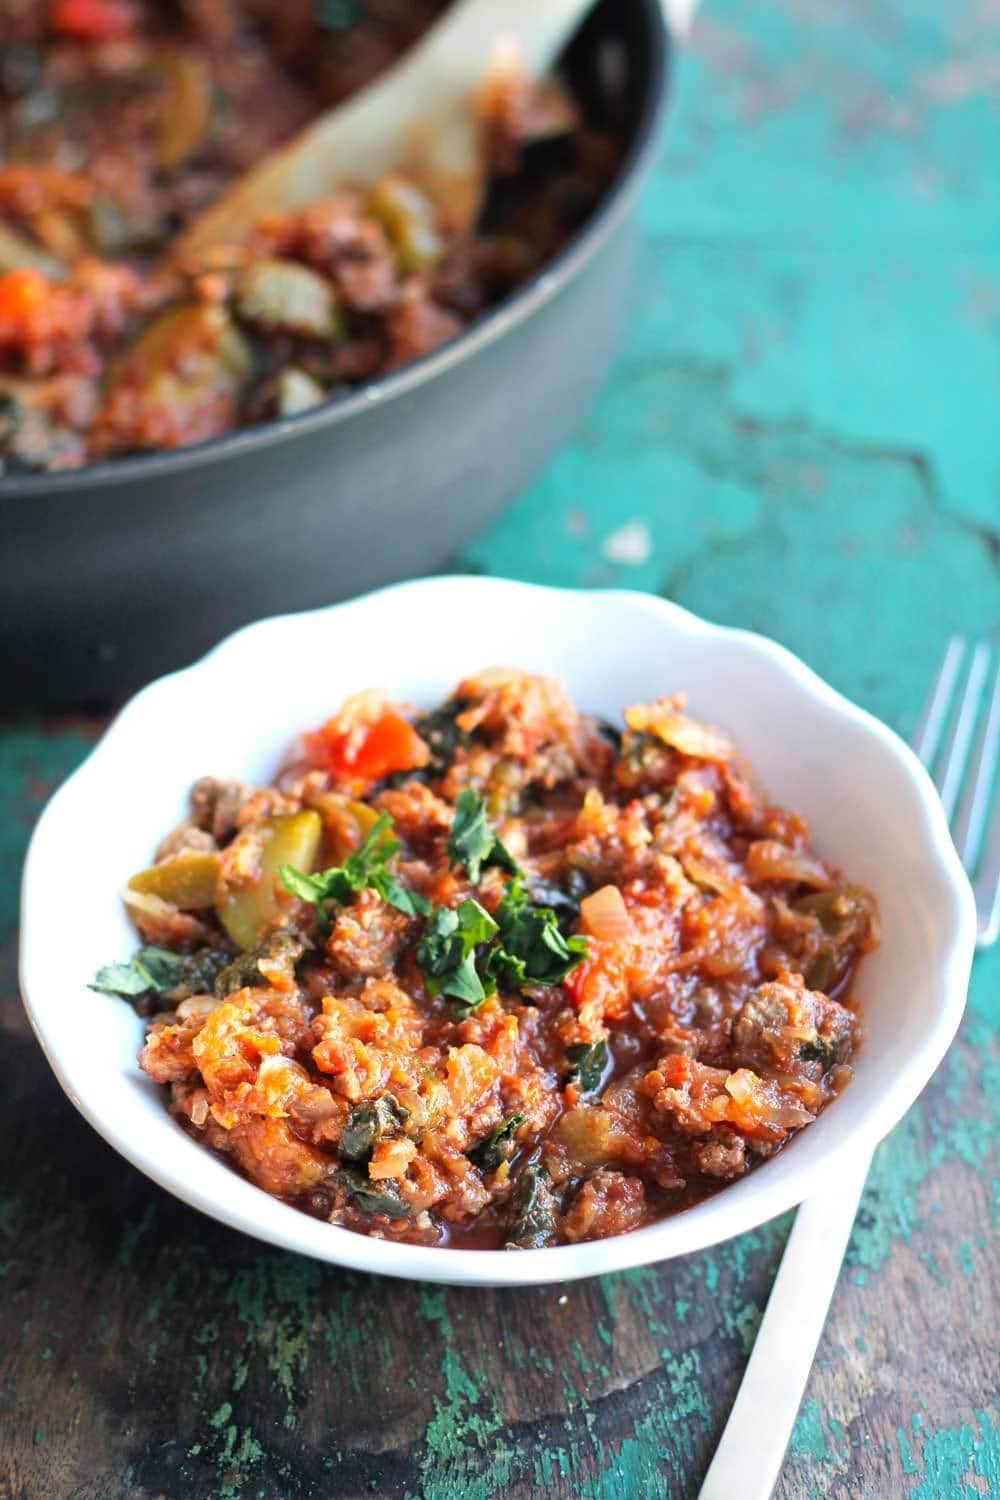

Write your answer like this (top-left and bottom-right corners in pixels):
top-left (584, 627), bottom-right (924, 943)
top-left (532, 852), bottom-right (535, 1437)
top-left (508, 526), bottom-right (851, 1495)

top-left (699, 638), bottom-right (1000, 1500)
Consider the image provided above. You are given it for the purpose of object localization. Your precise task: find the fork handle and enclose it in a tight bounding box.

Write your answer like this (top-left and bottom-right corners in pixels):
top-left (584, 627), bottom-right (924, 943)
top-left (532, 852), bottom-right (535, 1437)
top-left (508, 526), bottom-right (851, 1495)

top-left (697, 1151), bottom-right (872, 1500)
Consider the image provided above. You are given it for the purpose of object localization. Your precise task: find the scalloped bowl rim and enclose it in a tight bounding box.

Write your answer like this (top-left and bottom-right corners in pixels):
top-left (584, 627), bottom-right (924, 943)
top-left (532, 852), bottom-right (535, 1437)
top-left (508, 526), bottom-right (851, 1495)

top-left (19, 578), bottom-right (976, 1285)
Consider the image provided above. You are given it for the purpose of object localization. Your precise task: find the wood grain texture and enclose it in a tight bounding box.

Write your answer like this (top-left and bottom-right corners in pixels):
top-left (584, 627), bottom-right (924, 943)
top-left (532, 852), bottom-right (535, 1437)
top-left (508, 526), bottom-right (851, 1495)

top-left (3, 0), bottom-right (999, 1494)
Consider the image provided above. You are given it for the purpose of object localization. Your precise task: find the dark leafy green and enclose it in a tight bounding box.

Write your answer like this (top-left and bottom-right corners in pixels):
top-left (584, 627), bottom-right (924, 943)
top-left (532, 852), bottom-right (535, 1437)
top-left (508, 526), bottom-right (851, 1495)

top-left (372, 877), bottom-right (432, 918)
top-left (469, 1113), bottom-right (525, 1173)
top-left (505, 1165), bottom-right (559, 1249)
top-left (333, 1166), bottom-right (411, 1218)
top-left (416, 899), bottom-right (498, 1010)
top-left (414, 700), bottom-right (471, 776)
top-left (447, 790), bottom-right (520, 884)
top-left (313, 0), bottom-right (362, 31)
top-left (597, 719), bottom-right (623, 753)
top-left (798, 1034), bottom-right (842, 1072)
top-left (525, 877), bottom-right (583, 934)
top-left (167, 947), bottom-right (232, 998)
top-left (280, 813), bottom-right (430, 918)
top-left (215, 931), bottom-right (306, 997)
top-left (564, 1039), bottom-right (609, 1094)
top-left (339, 1093), bottom-right (410, 1162)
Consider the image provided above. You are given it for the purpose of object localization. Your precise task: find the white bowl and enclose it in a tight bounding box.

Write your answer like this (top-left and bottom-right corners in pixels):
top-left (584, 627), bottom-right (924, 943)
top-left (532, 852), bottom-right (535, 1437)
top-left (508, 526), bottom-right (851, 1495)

top-left (19, 578), bottom-right (976, 1286)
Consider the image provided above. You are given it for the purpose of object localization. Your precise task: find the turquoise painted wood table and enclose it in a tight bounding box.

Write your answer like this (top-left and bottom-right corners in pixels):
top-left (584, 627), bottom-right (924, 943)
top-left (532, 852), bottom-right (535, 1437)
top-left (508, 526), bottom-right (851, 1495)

top-left (3, 2), bottom-right (998, 1495)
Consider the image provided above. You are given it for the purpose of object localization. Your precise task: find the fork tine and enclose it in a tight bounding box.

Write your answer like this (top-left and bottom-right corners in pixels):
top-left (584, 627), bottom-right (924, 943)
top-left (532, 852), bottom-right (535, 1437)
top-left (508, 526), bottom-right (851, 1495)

top-left (912, 636), bottom-right (964, 768)
top-left (935, 642), bottom-right (991, 818)
top-left (952, 654), bottom-right (1000, 868)
top-left (974, 802), bottom-right (1000, 947)
top-left (970, 686), bottom-right (1000, 947)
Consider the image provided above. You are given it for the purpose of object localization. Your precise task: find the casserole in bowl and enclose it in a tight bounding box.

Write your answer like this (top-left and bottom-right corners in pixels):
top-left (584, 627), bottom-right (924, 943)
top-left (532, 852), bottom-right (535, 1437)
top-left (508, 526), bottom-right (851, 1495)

top-left (19, 579), bottom-right (976, 1285)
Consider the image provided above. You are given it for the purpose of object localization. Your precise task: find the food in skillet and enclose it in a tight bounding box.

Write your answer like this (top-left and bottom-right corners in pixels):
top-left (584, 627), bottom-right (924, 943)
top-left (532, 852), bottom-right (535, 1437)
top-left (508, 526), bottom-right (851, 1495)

top-left (93, 670), bottom-right (880, 1249)
top-left (0, 1), bottom-right (619, 471)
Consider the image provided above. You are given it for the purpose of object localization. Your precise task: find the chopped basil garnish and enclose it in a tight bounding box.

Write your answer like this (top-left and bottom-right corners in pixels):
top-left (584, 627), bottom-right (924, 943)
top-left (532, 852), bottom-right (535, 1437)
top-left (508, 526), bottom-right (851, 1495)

top-left (280, 812), bottom-right (430, 919)
top-left (416, 898), bottom-right (499, 1011)
top-left (487, 878), bottom-right (589, 991)
top-left (90, 945), bottom-right (187, 998)
top-left (447, 790), bottom-right (519, 884)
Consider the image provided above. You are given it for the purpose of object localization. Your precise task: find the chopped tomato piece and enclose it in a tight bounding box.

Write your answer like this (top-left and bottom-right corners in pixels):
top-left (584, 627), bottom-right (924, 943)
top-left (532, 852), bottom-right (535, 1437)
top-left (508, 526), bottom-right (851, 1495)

top-left (305, 709), bottom-right (429, 784)
top-left (0, 268), bottom-right (91, 363)
top-left (563, 942), bottom-right (630, 1021)
top-left (0, 269), bottom-right (49, 325)
top-left (564, 957), bottom-right (596, 1009)
top-left (48, 0), bottom-right (137, 41)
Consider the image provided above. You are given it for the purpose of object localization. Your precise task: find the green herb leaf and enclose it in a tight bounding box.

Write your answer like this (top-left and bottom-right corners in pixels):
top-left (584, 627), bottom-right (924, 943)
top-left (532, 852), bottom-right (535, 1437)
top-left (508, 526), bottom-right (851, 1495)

top-left (280, 812), bottom-right (429, 917)
top-left (90, 945), bottom-right (186, 998)
top-left (416, 898), bottom-right (498, 1011)
top-left (469, 1113), bottom-right (525, 1173)
top-left (372, 874), bottom-right (431, 917)
top-left (333, 1166), bottom-right (411, 1218)
top-left (447, 790), bottom-right (520, 884)
top-left (490, 879), bottom-right (589, 990)
top-left (339, 1093), bottom-right (410, 1162)
top-left (278, 865), bottom-right (337, 903)
top-left (414, 858), bottom-right (586, 1012)
top-left (564, 1039), bottom-right (609, 1094)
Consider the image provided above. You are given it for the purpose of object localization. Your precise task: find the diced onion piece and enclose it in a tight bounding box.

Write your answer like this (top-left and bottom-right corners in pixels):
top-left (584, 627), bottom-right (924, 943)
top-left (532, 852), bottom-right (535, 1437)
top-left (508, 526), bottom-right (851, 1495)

top-left (724, 1068), bottom-right (814, 1129)
top-left (368, 1139), bottom-right (417, 1180)
top-left (554, 1106), bottom-right (629, 1167)
top-left (625, 699), bottom-right (732, 762)
top-left (746, 840), bottom-right (833, 889)
top-left (580, 884), bottom-right (633, 941)
top-left (236, 259), bottom-right (339, 339)
top-left (175, 995), bottom-right (217, 1021)
top-left (678, 850), bottom-right (739, 898)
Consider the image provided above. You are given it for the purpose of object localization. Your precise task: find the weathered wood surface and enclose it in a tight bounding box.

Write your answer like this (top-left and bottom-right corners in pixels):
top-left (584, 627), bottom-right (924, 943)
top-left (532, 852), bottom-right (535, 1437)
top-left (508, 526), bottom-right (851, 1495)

top-left (3, 0), bottom-right (999, 1495)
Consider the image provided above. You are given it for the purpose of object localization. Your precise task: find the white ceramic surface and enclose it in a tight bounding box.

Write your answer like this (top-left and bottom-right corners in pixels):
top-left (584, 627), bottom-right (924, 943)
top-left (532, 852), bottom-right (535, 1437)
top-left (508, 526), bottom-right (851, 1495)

top-left (19, 578), bottom-right (977, 1286)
